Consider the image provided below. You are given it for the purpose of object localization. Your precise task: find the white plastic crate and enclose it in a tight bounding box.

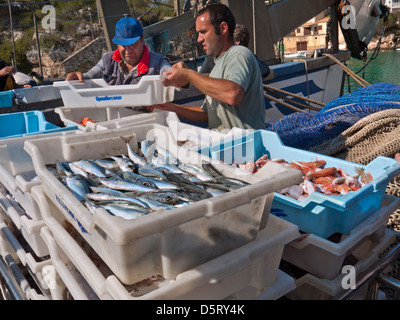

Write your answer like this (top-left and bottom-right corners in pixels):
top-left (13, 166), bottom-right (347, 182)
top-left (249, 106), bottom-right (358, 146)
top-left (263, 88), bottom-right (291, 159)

top-left (0, 130), bottom-right (82, 221)
top-left (53, 76), bottom-right (176, 108)
top-left (93, 110), bottom-right (249, 151)
top-left (0, 186), bottom-right (48, 257)
top-left (166, 116), bottom-right (249, 150)
top-left (25, 125), bottom-right (302, 285)
top-left (13, 84), bottom-right (61, 104)
top-left (93, 110), bottom-right (176, 130)
top-left (54, 106), bottom-right (145, 131)
top-left (33, 190), bottom-right (300, 300)
top-left (225, 270), bottom-right (296, 300)
top-left (0, 207), bottom-right (53, 299)
top-left (282, 194), bottom-right (400, 280)
top-left (286, 228), bottom-right (397, 300)
top-left (40, 226), bottom-right (103, 300)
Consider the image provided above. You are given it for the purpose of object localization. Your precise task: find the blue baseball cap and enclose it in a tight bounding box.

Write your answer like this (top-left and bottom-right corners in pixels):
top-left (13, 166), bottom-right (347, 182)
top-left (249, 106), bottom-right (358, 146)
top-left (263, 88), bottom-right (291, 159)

top-left (112, 16), bottom-right (143, 46)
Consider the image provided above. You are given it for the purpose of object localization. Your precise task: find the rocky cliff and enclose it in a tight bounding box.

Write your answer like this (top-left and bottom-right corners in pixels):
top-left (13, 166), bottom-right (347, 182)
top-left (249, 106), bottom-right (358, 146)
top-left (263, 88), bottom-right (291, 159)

top-left (368, 34), bottom-right (400, 50)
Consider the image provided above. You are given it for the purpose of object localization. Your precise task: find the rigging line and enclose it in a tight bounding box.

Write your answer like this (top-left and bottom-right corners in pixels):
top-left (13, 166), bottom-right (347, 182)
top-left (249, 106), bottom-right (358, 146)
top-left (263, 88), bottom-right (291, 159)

top-left (264, 91), bottom-right (306, 113)
top-left (323, 53), bottom-right (370, 87)
top-left (264, 87), bottom-right (322, 112)
top-left (263, 84), bottom-right (326, 107)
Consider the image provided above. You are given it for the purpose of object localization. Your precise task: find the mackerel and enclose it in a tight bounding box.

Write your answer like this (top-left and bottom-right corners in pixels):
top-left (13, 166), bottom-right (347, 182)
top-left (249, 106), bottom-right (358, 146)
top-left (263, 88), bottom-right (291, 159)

top-left (98, 177), bottom-right (155, 193)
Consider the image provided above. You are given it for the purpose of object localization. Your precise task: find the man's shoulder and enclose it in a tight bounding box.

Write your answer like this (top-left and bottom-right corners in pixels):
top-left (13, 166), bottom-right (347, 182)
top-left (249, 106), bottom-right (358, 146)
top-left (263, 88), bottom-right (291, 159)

top-left (149, 50), bottom-right (168, 60)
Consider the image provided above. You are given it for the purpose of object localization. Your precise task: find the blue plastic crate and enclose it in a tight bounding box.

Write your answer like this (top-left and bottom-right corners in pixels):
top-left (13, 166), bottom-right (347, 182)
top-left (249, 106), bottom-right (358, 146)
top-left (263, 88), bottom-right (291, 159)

top-left (0, 91), bottom-right (13, 108)
top-left (198, 130), bottom-right (400, 238)
top-left (0, 110), bottom-right (78, 140)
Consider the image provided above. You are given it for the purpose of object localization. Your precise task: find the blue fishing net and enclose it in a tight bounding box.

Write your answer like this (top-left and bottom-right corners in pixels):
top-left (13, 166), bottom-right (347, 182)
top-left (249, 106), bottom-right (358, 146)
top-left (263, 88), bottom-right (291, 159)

top-left (267, 83), bottom-right (400, 150)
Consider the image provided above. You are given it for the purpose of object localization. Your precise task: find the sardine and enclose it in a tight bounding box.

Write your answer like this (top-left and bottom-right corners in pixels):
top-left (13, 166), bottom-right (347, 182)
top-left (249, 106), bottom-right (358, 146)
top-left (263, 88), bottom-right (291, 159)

top-left (214, 176), bottom-right (249, 189)
top-left (110, 156), bottom-right (135, 172)
top-left (137, 197), bottom-right (175, 210)
top-left (98, 177), bottom-right (155, 193)
top-left (94, 159), bottom-right (120, 171)
top-left (126, 140), bottom-right (148, 166)
top-left (102, 204), bottom-right (147, 219)
top-left (137, 165), bottom-right (167, 180)
top-left (68, 162), bottom-right (89, 178)
top-left (201, 162), bottom-right (224, 178)
top-left (122, 171), bottom-right (159, 189)
top-left (178, 163), bottom-right (214, 181)
top-left (56, 160), bottom-right (73, 177)
top-left (141, 192), bottom-right (181, 205)
top-left (147, 177), bottom-right (179, 190)
top-left (72, 160), bottom-right (108, 177)
top-left (86, 192), bottom-right (150, 209)
top-left (64, 175), bottom-right (90, 201)
top-left (89, 186), bottom-right (127, 197)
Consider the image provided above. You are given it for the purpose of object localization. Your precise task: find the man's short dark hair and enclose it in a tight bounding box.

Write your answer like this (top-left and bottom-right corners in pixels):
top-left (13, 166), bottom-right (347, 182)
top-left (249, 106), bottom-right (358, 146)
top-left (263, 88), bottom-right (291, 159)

top-left (196, 3), bottom-right (235, 40)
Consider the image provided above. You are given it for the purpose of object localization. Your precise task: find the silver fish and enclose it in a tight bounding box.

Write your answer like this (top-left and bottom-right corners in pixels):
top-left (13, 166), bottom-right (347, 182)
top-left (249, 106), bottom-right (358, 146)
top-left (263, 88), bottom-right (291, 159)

top-left (147, 177), bottom-right (179, 190)
top-left (84, 200), bottom-right (99, 214)
top-left (68, 162), bottom-right (89, 178)
top-left (94, 159), bottom-right (120, 171)
top-left (140, 139), bottom-right (152, 158)
top-left (126, 140), bottom-right (148, 166)
top-left (56, 160), bottom-right (73, 177)
top-left (202, 162), bottom-right (224, 178)
top-left (122, 171), bottom-right (159, 189)
top-left (141, 192), bottom-right (181, 205)
top-left (72, 160), bottom-right (108, 177)
top-left (86, 192), bottom-right (150, 209)
top-left (137, 165), bottom-right (167, 180)
top-left (178, 163), bottom-right (214, 181)
top-left (101, 204), bottom-right (147, 220)
top-left (137, 197), bottom-right (175, 210)
top-left (89, 186), bottom-right (127, 197)
top-left (64, 175), bottom-right (90, 201)
top-left (98, 177), bottom-right (155, 193)
top-left (152, 159), bottom-right (185, 174)
top-left (110, 156), bottom-right (135, 172)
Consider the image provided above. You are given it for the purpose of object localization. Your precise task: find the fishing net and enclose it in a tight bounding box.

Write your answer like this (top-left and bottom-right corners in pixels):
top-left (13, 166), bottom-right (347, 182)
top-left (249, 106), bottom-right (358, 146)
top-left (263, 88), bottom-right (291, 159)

top-left (267, 83), bottom-right (400, 151)
top-left (309, 109), bottom-right (400, 232)
top-left (269, 83), bottom-right (400, 231)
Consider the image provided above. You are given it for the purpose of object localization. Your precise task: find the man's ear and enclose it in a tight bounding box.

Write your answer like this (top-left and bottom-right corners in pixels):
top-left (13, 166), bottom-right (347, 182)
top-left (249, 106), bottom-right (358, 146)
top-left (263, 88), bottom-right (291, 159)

top-left (219, 21), bottom-right (229, 36)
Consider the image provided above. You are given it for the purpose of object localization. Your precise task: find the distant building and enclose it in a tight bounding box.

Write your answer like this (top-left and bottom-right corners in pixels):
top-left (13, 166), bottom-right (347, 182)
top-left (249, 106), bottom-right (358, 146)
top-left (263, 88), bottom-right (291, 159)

top-left (385, 0), bottom-right (400, 13)
top-left (283, 12), bottom-right (346, 54)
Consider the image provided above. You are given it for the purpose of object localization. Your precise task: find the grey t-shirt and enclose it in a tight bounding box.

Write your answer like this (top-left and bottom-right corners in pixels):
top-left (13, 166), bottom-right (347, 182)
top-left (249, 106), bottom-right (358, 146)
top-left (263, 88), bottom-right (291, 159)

top-left (201, 45), bottom-right (265, 131)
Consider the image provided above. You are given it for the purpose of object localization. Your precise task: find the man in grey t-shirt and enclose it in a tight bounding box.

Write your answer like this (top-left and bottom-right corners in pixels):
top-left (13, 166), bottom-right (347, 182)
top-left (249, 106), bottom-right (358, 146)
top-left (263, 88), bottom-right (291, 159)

top-left (147, 4), bottom-right (265, 131)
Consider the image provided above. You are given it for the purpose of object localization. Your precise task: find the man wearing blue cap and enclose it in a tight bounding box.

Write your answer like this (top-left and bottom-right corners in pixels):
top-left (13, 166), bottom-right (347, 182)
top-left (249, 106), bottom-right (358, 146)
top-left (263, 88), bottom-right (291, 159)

top-left (65, 15), bottom-right (171, 85)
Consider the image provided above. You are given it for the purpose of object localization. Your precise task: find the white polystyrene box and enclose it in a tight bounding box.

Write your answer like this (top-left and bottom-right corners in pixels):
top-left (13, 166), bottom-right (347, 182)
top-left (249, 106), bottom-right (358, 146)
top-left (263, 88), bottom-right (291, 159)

top-left (53, 76), bottom-right (176, 108)
top-left (26, 124), bottom-right (302, 285)
top-left (282, 194), bottom-right (400, 280)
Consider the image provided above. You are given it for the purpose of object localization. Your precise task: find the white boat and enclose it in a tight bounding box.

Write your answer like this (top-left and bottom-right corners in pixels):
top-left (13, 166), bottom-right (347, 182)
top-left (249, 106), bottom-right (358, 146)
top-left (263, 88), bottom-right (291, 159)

top-left (284, 51), bottom-right (307, 59)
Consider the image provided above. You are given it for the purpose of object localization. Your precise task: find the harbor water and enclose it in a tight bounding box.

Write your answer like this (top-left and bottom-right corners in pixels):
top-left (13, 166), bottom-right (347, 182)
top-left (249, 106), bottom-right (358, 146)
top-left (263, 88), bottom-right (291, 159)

top-left (344, 50), bottom-right (400, 94)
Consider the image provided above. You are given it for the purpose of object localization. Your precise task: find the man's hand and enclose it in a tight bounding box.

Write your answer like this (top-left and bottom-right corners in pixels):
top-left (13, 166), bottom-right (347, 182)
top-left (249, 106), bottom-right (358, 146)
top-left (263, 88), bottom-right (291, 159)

top-left (146, 104), bottom-right (169, 112)
top-left (0, 66), bottom-right (16, 77)
top-left (163, 68), bottom-right (191, 88)
top-left (65, 71), bottom-right (85, 82)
